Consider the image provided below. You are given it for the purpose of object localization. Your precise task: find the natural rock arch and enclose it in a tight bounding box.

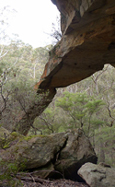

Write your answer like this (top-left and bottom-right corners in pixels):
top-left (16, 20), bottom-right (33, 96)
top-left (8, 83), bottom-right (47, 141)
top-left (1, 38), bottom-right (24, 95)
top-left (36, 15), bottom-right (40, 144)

top-left (14, 0), bottom-right (115, 135)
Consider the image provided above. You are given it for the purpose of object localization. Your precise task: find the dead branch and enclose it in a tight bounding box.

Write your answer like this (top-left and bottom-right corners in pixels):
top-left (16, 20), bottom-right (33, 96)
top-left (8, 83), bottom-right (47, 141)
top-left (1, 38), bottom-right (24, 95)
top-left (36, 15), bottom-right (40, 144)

top-left (39, 115), bottom-right (54, 133)
top-left (15, 175), bottom-right (50, 184)
top-left (106, 101), bottom-right (115, 127)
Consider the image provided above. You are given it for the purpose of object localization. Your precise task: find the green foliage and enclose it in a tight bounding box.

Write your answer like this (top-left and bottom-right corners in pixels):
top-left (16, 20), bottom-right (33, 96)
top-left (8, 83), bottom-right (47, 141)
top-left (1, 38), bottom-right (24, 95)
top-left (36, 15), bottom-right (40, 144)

top-left (33, 67), bottom-right (115, 166)
top-left (0, 11), bottom-right (115, 168)
top-left (56, 92), bottom-right (105, 132)
top-left (0, 160), bottom-right (23, 186)
top-left (96, 125), bottom-right (115, 144)
top-left (86, 99), bottom-right (105, 114)
top-left (0, 40), bottom-right (51, 131)
top-left (23, 134), bottom-right (46, 141)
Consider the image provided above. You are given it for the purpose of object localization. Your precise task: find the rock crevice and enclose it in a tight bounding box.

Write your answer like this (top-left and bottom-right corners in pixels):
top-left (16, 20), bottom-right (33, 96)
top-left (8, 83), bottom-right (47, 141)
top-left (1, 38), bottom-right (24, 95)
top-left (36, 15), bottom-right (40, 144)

top-left (0, 129), bottom-right (97, 181)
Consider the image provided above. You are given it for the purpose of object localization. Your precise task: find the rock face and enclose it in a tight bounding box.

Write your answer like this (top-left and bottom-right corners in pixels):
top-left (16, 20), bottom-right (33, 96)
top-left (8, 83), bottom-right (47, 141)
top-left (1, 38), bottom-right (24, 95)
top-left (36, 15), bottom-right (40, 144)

top-left (55, 129), bottom-right (97, 181)
top-left (78, 162), bottom-right (115, 187)
top-left (15, 0), bottom-right (115, 135)
top-left (36, 0), bottom-right (115, 89)
top-left (0, 129), bottom-right (97, 181)
top-left (14, 88), bottom-right (56, 135)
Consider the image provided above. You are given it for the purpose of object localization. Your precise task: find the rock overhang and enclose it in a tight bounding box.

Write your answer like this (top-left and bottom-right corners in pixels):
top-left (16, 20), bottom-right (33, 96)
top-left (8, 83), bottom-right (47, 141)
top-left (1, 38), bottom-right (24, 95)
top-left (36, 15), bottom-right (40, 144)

top-left (35, 0), bottom-right (115, 90)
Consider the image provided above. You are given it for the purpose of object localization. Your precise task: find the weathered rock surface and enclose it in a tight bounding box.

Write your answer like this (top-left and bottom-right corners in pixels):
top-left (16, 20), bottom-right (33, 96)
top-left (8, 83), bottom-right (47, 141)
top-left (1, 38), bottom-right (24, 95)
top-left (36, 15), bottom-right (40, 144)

top-left (14, 88), bottom-right (56, 135)
top-left (55, 129), bottom-right (97, 181)
top-left (36, 0), bottom-right (115, 89)
top-left (78, 162), bottom-right (115, 187)
top-left (1, 132), bottom-right (67, 169)
top-left (16, 0), bottom-right (115, 135)
top-left (0, 129), bottom-right (97, 181)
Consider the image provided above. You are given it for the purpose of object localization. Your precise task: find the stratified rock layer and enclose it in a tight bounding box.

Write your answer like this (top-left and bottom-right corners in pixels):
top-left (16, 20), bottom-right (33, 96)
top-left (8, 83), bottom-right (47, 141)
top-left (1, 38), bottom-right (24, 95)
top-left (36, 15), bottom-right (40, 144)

top-left (36, 0), bottom-right (115, 89)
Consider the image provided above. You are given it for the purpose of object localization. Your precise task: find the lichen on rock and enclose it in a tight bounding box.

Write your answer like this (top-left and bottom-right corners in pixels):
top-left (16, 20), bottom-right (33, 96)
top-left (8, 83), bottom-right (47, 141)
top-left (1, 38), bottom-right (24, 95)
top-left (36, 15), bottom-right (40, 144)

top-left (0, 129), bottom-right (97, 181)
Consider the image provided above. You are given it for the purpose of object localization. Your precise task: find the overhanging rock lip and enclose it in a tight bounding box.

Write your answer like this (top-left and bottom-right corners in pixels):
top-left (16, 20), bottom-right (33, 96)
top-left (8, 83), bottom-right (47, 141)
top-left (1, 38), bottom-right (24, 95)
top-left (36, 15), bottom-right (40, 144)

top-left (39, 60), bottom-right (63, 89)
top-left (35, 0), bottom-right (115, 90)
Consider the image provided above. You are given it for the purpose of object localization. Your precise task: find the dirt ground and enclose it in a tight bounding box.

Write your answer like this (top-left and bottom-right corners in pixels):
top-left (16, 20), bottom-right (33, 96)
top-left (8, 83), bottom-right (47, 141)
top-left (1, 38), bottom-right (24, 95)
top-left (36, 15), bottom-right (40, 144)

top-left (22, 179), bottom-right (89, 187)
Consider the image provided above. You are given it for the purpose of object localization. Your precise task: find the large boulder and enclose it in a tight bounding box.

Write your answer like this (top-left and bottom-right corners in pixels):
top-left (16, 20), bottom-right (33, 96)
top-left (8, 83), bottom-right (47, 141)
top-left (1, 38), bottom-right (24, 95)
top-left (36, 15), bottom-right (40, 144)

top-left (78, 162), bottom-right (115, 187)
top-left (55, 129), bottom-right (97, 181)
top-left (0, 129), bottom-right (97, 180)
top-left (0, 132), bottom-right (67, 169)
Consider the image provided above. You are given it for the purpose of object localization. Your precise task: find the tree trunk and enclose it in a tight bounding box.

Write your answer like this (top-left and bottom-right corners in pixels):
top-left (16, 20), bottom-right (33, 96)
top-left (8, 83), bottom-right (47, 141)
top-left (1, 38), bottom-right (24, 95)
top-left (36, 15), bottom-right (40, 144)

top-left (13, 88), bottom-right (56, 136)
top-left (98, 138), bottom-right (105, 163)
